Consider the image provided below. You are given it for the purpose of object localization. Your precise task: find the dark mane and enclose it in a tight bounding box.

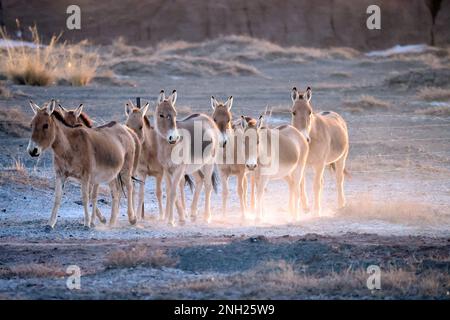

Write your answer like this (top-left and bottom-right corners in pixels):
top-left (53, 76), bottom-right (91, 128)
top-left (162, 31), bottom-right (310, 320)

top-left (180, 113), bottom-right (201, 121)
top-left (95, 121), bottom-right (117, 129)
top-left (78, 112), bottom-right (94, 128)
top-left (143, 115), bottom-right (153, 129)
top-left (52, 110), bottom-right (82, 128)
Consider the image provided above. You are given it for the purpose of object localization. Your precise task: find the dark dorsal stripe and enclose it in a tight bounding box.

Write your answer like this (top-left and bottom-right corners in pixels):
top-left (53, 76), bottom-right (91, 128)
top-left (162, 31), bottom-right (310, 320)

top-left (95, 121), bottom-right (117, 129)
top-left (321, 111), bottom-right (331, 116)
top-left (78, 112), bottom-right (94, 128)
top-left (277, 124), bottom-right (289, 130)
top-left (52, 110), bottom-right (82, 128)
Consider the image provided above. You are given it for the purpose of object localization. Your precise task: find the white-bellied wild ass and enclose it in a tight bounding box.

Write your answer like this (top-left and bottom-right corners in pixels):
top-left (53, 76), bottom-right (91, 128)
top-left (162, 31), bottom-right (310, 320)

top-left (59, 103), bottom-right (142, 225)
top-left (241, 116), bottom-right (309, 221)
top-left (211, 96), bottom-right (253, 219)
top-left (154, 90), bottom-right (219, 226)
top-left (27, 100), bottom-right (138, 229)
top-left (291, 87), bottom-right (349, 214)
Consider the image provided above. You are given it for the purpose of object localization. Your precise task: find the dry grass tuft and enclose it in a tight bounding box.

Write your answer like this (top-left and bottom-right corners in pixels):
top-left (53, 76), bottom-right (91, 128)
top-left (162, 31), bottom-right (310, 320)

top-left (0, 83), bottom-right (12, 98)
top-left (416, 87), bottom-right (450, 101)
top-left (336, 195), bottom-right (448, 226)
top-left (343, 95), bottom-right (391, 112)
top-left (105, 246), bottom-right (177, 269)
top-left (414, 106), bottom-right (450, 117)
top-left (0, 25), bottom-right (98, 86)
top-left (0, 264), bottom-right (65, 279)
top-left (0, 108), bottom-right (31, 137)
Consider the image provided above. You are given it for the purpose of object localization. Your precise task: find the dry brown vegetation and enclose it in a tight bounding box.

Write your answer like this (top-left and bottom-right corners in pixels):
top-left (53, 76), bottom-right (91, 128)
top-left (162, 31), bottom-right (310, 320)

top-left (0, 83), bottom-right (12, 98)
top-left (336, 195), bottom-right (449, 226)
top-left (0, 26), bottom-right (98, 86)
top-left (415, 106), bottom-right (450, 117)
top-left (416, 87), bottom-right (450, 101)
top-left (168, 260), bottom-right (450, 299)
top-left (105, 246), bottom-right (177, 269)
top-left (0, 263), bottom-right (65, 279)
top-left (343, 95), bottom-right (392, 112)
top-left (0, 108), bottom-right (30, 137)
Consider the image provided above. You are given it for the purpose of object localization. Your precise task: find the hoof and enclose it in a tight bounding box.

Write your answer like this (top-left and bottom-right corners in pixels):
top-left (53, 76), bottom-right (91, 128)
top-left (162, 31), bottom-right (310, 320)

top-left (167, 220), bottom-right (175, 227)
top-left (44, 225), bottom-right (53, 233)
top-left (179, 219), bottom-right (186, 226)
top-left (190, 215), bottom-right (197, 222)
top-left (129, 217), bottom-right (137, 225)
top-left (89, 222), bottom-right (96, 228)
top-left (83, 225), bottom-right (91, 231)
top-left (99, 216), bottom-right (107, 224)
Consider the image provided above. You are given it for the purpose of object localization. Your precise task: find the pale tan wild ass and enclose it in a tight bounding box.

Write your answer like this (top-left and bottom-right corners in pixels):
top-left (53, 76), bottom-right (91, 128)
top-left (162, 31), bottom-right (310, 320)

top-left (211, 96), bottom-right (254, 218)
top-left (241, 115), bottom-right (309, 221)
top-left (154, 90), bottom-right (219, 226)
top-left (58, 103), bottom-right (142, 225)
top-left (27, 100), bottom-right (138, 229)
top-left (291, 87), bottom-right (349, 214)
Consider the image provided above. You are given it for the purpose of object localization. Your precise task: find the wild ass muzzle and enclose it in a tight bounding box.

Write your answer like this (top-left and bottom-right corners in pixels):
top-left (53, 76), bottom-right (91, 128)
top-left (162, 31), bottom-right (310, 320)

top-left (27, 100), bottom-right (137, 229)
top-left (241, 115), bottom-right (309, 221)
top-left (154, 90), bottom-right (219, 226)
top-left (291, 86), bottom-right (349, 214)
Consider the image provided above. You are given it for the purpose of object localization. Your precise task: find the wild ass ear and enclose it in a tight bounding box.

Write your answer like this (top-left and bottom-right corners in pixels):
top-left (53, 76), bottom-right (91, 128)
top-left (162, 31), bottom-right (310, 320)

top-left (58, 104), bottom-right (68, 113)
top-left (74, 104), bottom-right (83, 118)
top-left (225, 96), bottom-right (233, 111)
top-left (141, 102), bottom-right (149, 117)
top-left (211, 96), bottom-right (219, 110)
top-left (29, 100), bottom-right (40, 114)
top-left (240, 115), bottom-right (248, 129)
top-left (305, 87), bottom-right (312, 102)
top-left (47, 99), bottom-right (56, 114)
top-left (291, 87), bottom-right (299, 102)
top-left (169, 89), bottom-right (177, 106)
top-left (256, 114), bottom-right (264, 129)
top-left (158, 90), bottom-right (165, 104)
top-left (125, 102), bottom-right (132, 116)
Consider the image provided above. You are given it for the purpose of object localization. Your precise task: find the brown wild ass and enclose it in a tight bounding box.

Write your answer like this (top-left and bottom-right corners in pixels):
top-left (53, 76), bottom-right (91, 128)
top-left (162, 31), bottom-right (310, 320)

top-left (291, 87), bottom-right (349, 214)
top-left (154, 90), bottom-right (219, 225)
top-left (241, 115), bottom-right (308, 221)
top-left (27, 100), bottom-right (137, 229)
top-left (59, 103), bottom-right (142, 225)
top-left (211, 96), bottom-right (253, 218)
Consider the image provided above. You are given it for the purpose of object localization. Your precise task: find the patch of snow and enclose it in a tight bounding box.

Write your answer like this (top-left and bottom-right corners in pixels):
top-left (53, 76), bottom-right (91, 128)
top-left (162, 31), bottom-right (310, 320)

top-left (0, 39), bottom-right (40, 49)
top-left (366, 44), bottom-right (433, 57)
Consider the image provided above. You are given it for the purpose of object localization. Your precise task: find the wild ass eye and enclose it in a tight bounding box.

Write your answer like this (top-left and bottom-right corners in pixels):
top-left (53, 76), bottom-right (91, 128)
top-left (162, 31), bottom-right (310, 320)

top-left (159, 114), bottom-right (164, 118)
top-left (292, 111), bottom-right (296, 116)
top-left (43, 124), bottom-right (49, 129)
top-left (139, 126), bottom-right (143, 130)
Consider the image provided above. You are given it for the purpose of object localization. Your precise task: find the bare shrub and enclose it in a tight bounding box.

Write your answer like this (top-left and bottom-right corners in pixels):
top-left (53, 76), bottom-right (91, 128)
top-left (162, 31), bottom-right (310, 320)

top-left (415, 106), bottom-right (450, 117)
top-left (105, 246), bottom-right (177, 269)
top-left (0, 83), bottom-right (12, 98)
top-left (0, 264), bottom-right (65, 279)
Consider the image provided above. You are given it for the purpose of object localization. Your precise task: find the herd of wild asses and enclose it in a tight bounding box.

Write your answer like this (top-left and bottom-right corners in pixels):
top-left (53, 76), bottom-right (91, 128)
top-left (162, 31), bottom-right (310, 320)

top-left (26, 87), bottom-right (349, 230)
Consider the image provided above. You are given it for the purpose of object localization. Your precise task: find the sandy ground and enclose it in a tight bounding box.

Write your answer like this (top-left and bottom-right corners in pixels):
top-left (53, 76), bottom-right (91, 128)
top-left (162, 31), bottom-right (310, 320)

top-left (0, 39), bottom-right (449, 299)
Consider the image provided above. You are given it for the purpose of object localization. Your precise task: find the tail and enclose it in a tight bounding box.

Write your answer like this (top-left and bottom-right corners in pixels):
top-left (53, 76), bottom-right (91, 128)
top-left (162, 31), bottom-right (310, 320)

top-left (126, 127), bottom-right (141, 177)
top-left (329, 162), bottom-right (352, 180)
top-left (117, 173), bottom-right (126, 197)
top-left (184, 174), bottom-right (194, 193)
top-left (211, 170), bottom-right (218, 194)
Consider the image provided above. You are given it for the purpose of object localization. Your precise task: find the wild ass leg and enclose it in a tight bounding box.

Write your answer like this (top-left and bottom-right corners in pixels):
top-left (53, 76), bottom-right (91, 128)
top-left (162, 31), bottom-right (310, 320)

top-left (300, 176), bottom-right (309, 212)
top-left (80, 179), bottom-right (91, 228)
top-left (136, 175), bottom-right (146, 220)
top-left (89, 184), bottom-right (106, 224)
top-left (90, 184), bottom-right (99, 228)
top-left (255, 175), bottom-right (268, 222)
top-left (242, 174), bottom-right (248, 211)
top-left (250, 173), bottom-right (256, 211)
top-left (237, 173), bottom-right (246, 220)
top-left (109, 180), bottom-right (120, 226)
top-left (287, 177), bottom-right (295, 218)
top-left (124, 175), bottom-right (137, 225)
top-left (335, 152), bottom-right (348, 209)
top-left (220, 171), bottom-right (229, 216)
top-left (156, 174), bottom-right (164, 219)
top-left (313, 164), bottom-right (325, 215)
top-left (47, 175), bottom-right (65, 230)
top-left (202, 164), bottom-right (214, 223)
top-left (190, 172), bottom-right (203, 222)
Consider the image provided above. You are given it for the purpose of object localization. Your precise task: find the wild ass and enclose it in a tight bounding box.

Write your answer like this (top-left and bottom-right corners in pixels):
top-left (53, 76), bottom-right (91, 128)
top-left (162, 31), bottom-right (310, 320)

top-left (241, 116), bottom-right (309, 221)
top-left (154, 90), bottom-right (219, 225)
top-left (27, 100), bottom-right (137, 229)
top-left (291, 87), bottom-right (349, 214)
top-left (59, 103), bottom-right (142, 225)
top-left (211, 96), bottom-right (253, 218)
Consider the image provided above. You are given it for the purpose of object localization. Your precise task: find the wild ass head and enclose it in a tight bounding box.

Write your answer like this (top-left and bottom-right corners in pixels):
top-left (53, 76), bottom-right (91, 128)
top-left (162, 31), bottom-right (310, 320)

top-left (154, 89), bottom-right (179, 145)
top-left (211, 96), bottom-right (233, 147)
top-left (291, 86), bottom-right (312, 143)
top-left (125, 100), bottom-right (150, 141)
top-left (27, 100), bottom-right (57, 157)
top-left (58, 104), bottom-right (92, 127)
top-left (240, 115), bottom-right (264, 170)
